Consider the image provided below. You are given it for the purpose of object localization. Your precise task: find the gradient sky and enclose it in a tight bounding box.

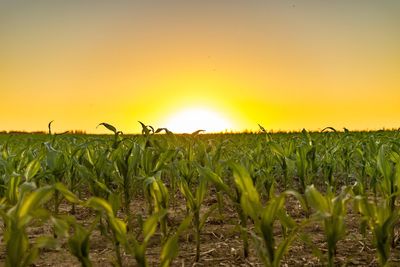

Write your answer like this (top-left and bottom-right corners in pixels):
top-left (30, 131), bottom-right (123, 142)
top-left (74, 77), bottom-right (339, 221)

top-left (1, 1), bottom-right (399, 133)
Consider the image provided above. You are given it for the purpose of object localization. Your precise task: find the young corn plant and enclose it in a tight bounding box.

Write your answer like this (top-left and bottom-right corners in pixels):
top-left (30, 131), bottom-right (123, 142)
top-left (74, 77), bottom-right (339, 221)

top-left (198, 164), bottom-right (252, 258)
top-left (305, 185), bottom-right (352, 267)
top-left (123, 209), bottom-right (191, 267)
top-left (376, 144), bottom-right (400, 247)
top-left (200, 163), bottom-right (305, 263)
top-left (42, 141), bottom-right (69, 214)
top-left (86, 196), bottom-right (127, 267)
top-left (144, 173), bottom-right (169, 241)
top-left (137, 141), bottom-right (175, 238)
top-left (68, 222), bottom-right (93, 267)
top-left (268, 140), bottom-right (296, 190)
top-left (354, 196), bottom-right (398, 266)
top-left (98, 123), bottom-right (135, 212)
top-left (139, 121), bottom-right (155, 136)
top-left (251, 195), bottom-right (301, 267)
top-left (296, 129), bottom-right (317, 194)
top-left (75, 144), bottom-right (114, 199)
top-left (241, 142), bottom-right (276, 200)
top-left (127, 210), bottom-right (165, 267)
top-left (47, 208), bottom-right (96, 267)
top-left (1, 185), bottom-right (54, 267)
top-left (0, 182), bottom-right (80, 267)
top-left (2, 154), bottom-right (42, 206)
top-left (159, 215), bottom-right (192, 267)
top-left (377, 146), bottom-right (400, 219)
top-left (295, 145), bottom-right (313, 194)
top-left (97, 122), bottom-right (123, 148)
top-left (230, 163), bottom-right (304, 267)
top-left (177, 172), bottom-right (216, 262)
top-left (352, 141), bottom-right (371, 195)
top-left (109, 141), bottom-right (140, 229)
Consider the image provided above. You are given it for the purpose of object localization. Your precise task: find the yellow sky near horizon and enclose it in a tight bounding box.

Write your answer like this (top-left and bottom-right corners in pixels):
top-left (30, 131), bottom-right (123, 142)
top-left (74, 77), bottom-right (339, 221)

top-left (1, 1), bottom-right (399, 133)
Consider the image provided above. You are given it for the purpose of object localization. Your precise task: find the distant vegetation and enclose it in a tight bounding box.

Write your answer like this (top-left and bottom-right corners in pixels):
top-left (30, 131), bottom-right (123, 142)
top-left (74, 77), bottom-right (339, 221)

top-left (0, 130), bottom-right (86, 135)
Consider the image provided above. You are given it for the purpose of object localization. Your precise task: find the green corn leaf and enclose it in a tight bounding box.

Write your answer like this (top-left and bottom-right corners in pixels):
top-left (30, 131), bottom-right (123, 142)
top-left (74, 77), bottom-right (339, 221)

top-left (108, 193), bottom-right (121, 216)
top-left (32, 208), bottom-right (51, 221)
top-left (155, 128), bottom-right (173, 134)
top-left (321, 127), bottom-right (337, 133)
top-left (97, 122), bottom-right (117, 134)
top-left (110, 217), bottom-right (127, 243)
top-left (199, 203), bottom-right (218, 230)
top-left (138, 121), bottom-right (150, 135)
top-left (230, 162), bottom-right (260, 206)
top-left (2, 143), bottom-right (9, 159)
top-left (396, 162), bottom-right (400, 188)
top-left (198, 166), bottom-right (230, 194)
top-left (160, 215), bottom-right (192, 267)
top-left (86, 197), bottom-right (114, 217)
top-left (273, 227), bottom-right (299, 267)
top-left (389, 151), bottom-right (400, 163)
top-left (93, 179), bottom-right (112, 195)
top-left (195, 176), bottom-right (208, 207)
top-left (240, 193), bottom-right (259, 221)
top-left (54, 183), bottom-right (80, 204)
top-left (269, 142), bottom-right (285, 158)
top-left (21, 248), bottom-right (39, 267)
top-left (305, 185), bottom-right (329, 215)
top-left (258, 123), bottom-right (267, 133)
top-left (35, 236), bottom-right (59, 249)
top-left (283, 190), bottom-right (308, 213)
top-left (153, 149), bottom-right (175, 172)
top-left (17, 186), bottom-right (54, 225)
top-left (19, 181), bottom-right (37, 195)
top-left (24, 159), bottom-right (41, 181)
top-left (5, 230), bottom-right (29, 267)
top-left (302, 128), bottom-right (313, 146)
top-left (48, 120), bottom-right (54, 135)
top-left (278, 210), bottom-right (296, 230)
top-left (143, 210), bottom-right (166, 243)
top-left (262, 197), bottom-right (284, 226)
top-left (178, 179), bottom-right (195, 210)
top-left (377, 145), bottom-right (391, 180)
top-left (160, 233), bottom-right (179, 267)
top-left (68, 224), bottom-right (92, 267)
top-left (6, 175), bottom-right (21, 204)
top-left (51, 216), bottom-right (70, 238)
top-left (191, 129), bottom-right (205, 136)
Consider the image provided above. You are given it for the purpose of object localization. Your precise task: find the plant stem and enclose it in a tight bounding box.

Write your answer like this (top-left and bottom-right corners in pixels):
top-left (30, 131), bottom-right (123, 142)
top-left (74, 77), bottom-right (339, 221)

top-left (194, 209), bottom-right (201, 262)
top-left (238, 209), bottom-right (249, 258)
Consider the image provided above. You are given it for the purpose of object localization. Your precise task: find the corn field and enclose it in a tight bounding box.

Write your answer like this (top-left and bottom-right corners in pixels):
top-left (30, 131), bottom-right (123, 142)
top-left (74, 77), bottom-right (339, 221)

top-left (1, 125), bottom-right (400, 266)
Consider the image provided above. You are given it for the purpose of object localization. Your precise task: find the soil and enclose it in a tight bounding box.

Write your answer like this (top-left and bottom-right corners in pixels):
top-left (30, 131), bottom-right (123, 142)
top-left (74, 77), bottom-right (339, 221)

top-left (1, 192), bottom-right (400, 267)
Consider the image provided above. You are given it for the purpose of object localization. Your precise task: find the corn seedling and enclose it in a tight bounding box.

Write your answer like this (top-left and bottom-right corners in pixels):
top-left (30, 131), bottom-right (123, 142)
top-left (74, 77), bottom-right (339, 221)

top-left (144, 173), bottom-right (169, 241)
top-left (177, 171), bottom-right (215, 262)
top-left (232, 163), bottom-right (307, 266)
top-left (305, 185), bottom-right (352, 267)
top-left (355, 196), bottom-right (398, 266)
top-left (86, 196), bottom-right (127, 267)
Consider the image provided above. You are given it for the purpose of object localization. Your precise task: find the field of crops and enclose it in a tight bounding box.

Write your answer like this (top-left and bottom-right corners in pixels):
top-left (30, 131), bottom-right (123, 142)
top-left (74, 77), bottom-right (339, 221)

top-left (1, 126), bottom-right (400, 266)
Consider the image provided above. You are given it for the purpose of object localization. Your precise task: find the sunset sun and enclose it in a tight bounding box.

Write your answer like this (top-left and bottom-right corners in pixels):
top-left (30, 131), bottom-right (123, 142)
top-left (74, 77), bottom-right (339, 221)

top-left (163, 108), bottom-right (233, 133)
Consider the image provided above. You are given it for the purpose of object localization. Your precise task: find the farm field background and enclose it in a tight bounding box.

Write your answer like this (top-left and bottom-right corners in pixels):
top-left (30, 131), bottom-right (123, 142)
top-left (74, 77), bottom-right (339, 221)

top-left (1, 128), bottom-right (400, 266)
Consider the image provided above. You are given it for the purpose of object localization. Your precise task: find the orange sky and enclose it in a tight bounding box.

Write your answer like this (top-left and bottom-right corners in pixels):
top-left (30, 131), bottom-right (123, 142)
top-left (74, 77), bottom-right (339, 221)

top-left (1, 1), bottom-right (399, 133)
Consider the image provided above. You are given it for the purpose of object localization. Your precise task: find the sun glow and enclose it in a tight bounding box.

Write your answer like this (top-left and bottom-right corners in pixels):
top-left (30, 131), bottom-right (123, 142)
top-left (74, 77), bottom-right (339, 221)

top-left (163, 108), bottom-right (233, 133)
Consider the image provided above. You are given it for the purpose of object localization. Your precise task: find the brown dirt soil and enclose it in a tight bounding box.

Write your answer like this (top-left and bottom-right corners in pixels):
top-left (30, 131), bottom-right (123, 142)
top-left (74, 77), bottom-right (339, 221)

top-left (2, 192), bottom-right (400, 267)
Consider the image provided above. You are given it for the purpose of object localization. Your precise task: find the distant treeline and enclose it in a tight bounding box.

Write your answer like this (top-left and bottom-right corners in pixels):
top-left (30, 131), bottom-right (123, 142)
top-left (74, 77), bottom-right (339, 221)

top-left (0, 130), bottom-right (87, 135)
